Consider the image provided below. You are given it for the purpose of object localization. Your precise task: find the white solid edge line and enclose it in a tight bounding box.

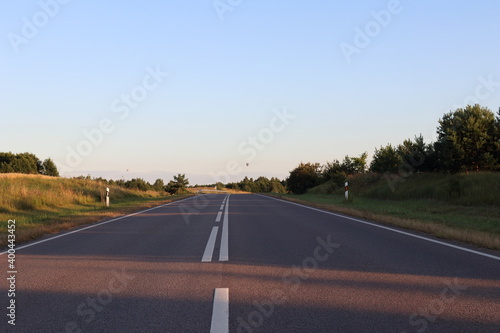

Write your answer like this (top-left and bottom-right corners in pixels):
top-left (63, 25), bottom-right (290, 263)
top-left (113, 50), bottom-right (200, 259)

top-left (0, 196), bottom-right (197, 255)
top-left (215, 211), bottom-right (223, 223)
top-left (202, 227), bottom-right (220, 262)
top-left (257, 194), bottom-right (500, 262)
top-left (219, 195), bottom-right (230, 261)
top-left (210, 288), bottom-right (229, 333)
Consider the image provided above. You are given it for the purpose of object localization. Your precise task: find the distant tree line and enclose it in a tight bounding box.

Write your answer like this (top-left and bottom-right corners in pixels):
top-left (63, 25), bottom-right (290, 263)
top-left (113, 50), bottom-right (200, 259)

top-left (225, 176), bottom-right (286, 193)
top-left (0, 152), bottom-right (59, 176)
top-left (78, 173), bottom-right (190, 195)
top-left (286, 105), bottom-right (500, 194)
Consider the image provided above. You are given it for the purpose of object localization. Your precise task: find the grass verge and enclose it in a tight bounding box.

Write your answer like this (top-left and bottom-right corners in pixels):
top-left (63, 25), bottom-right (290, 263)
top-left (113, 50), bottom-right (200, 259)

top-left (0, 174), bottom-right (193, 247)
top-left (266, 192), bottom-right (500, 251)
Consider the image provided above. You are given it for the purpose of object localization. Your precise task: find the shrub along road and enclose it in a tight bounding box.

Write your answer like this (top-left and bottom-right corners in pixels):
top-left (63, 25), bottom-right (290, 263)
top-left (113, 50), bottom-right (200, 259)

top-left (1, 194), bottom-right (499, 332)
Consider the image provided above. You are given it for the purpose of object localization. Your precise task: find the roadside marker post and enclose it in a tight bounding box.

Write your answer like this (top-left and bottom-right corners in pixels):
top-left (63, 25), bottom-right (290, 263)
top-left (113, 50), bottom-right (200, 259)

top-left (345, 182), bottom-right (349, 200)
top-left (106, 187), bottom-right (110, 207)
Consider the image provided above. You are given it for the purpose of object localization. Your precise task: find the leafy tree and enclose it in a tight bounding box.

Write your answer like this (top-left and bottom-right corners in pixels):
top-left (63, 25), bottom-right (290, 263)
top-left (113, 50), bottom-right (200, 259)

top-left (287, 162), bottom-right (322, 194)
top-left (0, 162), bottom-right (14, 173)
top-left (369, 144), bottom-right (401, 173)
top-left (125, 178), bottom-right (151, 191)
top-left (397, 135), bottom-right (437, 173)
top-left (342, 153), bottom-right (368, 174)
top-left (225, 182), bottom-right (241, 191)
top-left (0, 152), bottom-right (60, 176)
top-left (41, 158), bottom-right (59, 177)
top-left (255, 177), bottom-right (272, 192)
top-left (216, 182), bottom-right (225, 190)
top-left (270, 177), bottom-right (286, 193)
top-left (434, 104), bottom-right (498, 172)
top-left (6, 153), bottom-right (39, 174)
top-left (239, 177), bottom-right (257, 192)
top-left (114, 179), bottom-right (126, 187)
top-left (174, 174), bottom-right (189, 188)
top-left (153, 179), bottom-right (165, 192)
top-left (495, 108), bottom-right (500, 169)
top-left (230, 176), bottom-right (285, 193)
top-left (165, 174), bottom-right (189, 194)
top-left (0, 152), bottom-right (15, 166)
top-left (323, 153), bottom-right (368, 186)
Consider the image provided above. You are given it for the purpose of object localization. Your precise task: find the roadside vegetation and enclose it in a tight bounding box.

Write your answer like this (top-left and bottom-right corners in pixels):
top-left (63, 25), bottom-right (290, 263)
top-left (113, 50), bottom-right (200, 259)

top-left (272, 172), bottom-right (500, 250)
top-left (1, 104), bottom-right (499, 249)
top-left (0, 173), bottom-right (192, 247)
top-left (273, 105), bottom-right (500, 250)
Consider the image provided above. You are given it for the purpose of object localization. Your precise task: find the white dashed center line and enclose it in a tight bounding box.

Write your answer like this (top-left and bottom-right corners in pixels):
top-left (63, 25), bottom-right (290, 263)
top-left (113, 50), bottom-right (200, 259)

top-left (210, 288), bottom-right (229, 333)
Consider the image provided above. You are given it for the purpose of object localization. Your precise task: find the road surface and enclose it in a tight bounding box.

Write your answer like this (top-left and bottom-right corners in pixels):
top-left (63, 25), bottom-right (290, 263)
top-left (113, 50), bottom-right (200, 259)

top-left (1, 194), bottom-right (499, 332)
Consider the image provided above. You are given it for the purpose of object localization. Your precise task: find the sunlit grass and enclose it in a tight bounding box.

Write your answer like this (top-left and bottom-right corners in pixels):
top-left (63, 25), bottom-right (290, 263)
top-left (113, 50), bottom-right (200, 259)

top-left (0, 174), bottom-right (191, 247)
top-left (271, 172), bottom-right (500, 250)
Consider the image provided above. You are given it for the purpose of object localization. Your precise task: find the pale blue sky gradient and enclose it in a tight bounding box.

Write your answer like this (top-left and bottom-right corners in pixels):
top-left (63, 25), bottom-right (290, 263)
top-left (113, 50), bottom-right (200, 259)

top-left (1, 0), bottom-right (499, 184)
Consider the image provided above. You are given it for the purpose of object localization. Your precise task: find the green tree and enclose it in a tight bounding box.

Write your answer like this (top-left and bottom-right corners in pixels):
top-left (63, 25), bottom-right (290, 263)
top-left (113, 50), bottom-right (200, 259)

top-left (125, 178), bottom-right (151, 191)
top-left (254, 176), bottom-right (272, 192)
top-left (369, 144), bottom-right (401, 173)
top-left (434, 104), bottom-right (498, 172)
top-left (239, 177), bottom-right (257, 192)
top-left (287, 162), bottom-right (322, 194)
top-left (494, 108), bottom-right (500, 169)
top-left (11, 154), bottom-right (38, 174)
top-left (165, 174), bottom-right (189, 194)
top-left (225, 182), bottom-right (241, 191)
top-left (0, 152), bottom-right (15, 173)
top-left (41, 158), bottom-right (59, 177)
top-left (342, 153), bottom-right (368, 174)
top-left (397, 135), bottom-right (437, 173)
top-left (322, 159), bottom-right (346, 186)
top-left (270, 177), bottom-right (286, 193)
top-left (153, 179), bottom-right (165, 192)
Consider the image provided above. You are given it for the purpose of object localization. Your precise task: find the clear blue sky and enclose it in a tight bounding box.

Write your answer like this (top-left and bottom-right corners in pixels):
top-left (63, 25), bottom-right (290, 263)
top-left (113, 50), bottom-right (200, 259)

top-left (1, 0), bottom-right (499, 184)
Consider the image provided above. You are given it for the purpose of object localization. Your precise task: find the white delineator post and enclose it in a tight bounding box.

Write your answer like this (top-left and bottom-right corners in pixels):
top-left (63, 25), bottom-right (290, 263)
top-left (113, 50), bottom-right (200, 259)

top-left (106, 187), bottom-right (110, 207)
top-left (345, 182), bottom-right (349, 200)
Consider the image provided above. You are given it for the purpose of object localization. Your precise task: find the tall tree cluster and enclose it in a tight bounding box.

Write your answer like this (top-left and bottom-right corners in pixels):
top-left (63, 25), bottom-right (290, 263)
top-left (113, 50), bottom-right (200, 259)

top-left (226, 176), bottom-right (286, 193)
top-left (0, 152), bottom-right (59, 176)
top-left (434, 104), bottom-right (499, 172)
top-left (370, 105), bottom-right (499, 173)
top-left (287, 105), bottom-right (499, 194)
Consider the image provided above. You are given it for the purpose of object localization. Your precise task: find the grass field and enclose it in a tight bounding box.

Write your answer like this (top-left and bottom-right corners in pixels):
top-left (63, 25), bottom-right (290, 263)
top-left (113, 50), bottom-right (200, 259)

top-left (0, 174), bottom-right (191, 247)
top-left (271, 172), bottom-right (500, 250)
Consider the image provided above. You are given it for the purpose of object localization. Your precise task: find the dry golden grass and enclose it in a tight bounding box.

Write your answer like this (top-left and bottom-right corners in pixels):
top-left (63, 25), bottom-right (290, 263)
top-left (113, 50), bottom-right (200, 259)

top-left (4, 196), bottom-right (190, 247)
top-left (0, 174), bottom-right (192, 247)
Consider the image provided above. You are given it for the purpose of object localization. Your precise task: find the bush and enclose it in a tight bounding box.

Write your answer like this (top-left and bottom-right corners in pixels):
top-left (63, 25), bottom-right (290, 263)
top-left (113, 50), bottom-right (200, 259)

top-left (287, 163), bottom-right (322, 194)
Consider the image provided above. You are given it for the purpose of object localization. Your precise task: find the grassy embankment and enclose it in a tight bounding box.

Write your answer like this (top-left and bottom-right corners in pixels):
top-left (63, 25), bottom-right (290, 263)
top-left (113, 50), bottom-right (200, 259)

top-left (0, 174), bottom-right (192, 247)
top-left (270, 172), bottom-right (500, 250)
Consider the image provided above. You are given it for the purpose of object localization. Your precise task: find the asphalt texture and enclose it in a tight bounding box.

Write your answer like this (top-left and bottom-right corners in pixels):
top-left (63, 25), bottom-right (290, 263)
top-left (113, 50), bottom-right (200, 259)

top-left (1, 194), bottom-right (499, 332)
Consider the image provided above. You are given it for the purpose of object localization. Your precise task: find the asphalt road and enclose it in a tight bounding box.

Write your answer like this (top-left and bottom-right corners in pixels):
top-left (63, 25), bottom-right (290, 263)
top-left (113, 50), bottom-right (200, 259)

top-left (1, 194), bottom-right (499, 332)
